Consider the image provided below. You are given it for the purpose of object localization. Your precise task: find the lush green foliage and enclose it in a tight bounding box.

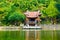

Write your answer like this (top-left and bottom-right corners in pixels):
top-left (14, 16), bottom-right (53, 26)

top-left (2, 12), bottom-right (25, 26)
top-left (0, 0), bottom-right (60, 25)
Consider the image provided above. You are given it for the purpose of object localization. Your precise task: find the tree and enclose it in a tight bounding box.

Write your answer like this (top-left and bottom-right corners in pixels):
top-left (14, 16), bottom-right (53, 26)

top-left (3, 11), bottom-right (25, 26)
top-left (45, 0), bottom-right (58, 24)
top-left (0, 0), bottom-right (60, 25)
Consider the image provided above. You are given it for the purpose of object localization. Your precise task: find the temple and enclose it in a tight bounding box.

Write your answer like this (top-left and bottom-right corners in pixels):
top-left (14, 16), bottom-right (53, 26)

top-left (24, 10), bottom-right (41, 27)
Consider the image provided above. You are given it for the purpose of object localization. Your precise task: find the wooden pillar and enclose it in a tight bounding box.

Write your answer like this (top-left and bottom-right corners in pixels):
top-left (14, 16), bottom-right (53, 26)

top-left (26, 18), bottom-right (29, 26)
top-left (36, 17), bottom-right (40, 26)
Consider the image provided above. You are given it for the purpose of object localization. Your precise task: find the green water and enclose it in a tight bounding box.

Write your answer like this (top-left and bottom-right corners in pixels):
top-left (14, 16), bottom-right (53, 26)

top-left (0, 30), bottom-right (60, 40)
top-left (0, 31), bottom-right (25, 40)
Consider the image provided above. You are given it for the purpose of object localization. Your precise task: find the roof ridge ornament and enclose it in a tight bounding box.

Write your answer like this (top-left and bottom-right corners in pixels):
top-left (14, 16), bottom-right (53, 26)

top-left (38, 10), bottom-right (40, 13)
top-left (27, 10), bottom-right (29, 13)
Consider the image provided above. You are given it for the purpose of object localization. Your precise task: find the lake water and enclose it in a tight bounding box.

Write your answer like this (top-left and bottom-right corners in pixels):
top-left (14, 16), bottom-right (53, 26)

top-left (0, 30), bottom-right (60, 40)
top-left (0, 25), bottom-right (60, 40)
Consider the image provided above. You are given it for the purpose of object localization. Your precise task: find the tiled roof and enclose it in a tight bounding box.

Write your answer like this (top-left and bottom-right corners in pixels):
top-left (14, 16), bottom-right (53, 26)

top-left (24, 12), bottom-right (40, 18)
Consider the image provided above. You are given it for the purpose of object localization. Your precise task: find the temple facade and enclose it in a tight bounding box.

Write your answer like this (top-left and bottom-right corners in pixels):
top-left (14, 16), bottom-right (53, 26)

top-left (24, 10), bottom-right (41, 26)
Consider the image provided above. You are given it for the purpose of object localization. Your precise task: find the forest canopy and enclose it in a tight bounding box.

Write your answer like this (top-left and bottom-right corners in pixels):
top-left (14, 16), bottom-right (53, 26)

top-left (0, 0), bottom-right (60, 26)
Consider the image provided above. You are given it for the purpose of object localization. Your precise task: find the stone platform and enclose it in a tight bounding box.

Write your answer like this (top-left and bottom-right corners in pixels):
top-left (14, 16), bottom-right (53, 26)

top-left (22, 26), bottom-right (42, 31)
top-left (23, 26), bottom-right (42, 29)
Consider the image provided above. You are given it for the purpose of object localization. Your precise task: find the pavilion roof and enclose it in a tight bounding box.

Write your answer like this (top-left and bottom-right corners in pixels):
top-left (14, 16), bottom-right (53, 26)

top-left (24, 11), bottom-right (41, 18)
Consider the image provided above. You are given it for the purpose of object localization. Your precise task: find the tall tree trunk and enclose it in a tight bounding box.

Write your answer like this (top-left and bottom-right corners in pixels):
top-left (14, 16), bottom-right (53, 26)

top-left (51, 17), bottom-right (57, 24)
top-left (53, 17), bottom-right (57, 24)
top-left (51, 18), bottom-right (53, 24)
top-left (46, 17), bottom-right (49, 24)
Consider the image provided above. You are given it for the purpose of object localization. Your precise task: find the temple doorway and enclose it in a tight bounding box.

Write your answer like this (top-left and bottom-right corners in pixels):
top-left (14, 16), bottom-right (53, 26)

top-left (29, 18), bottom-right (36, 26)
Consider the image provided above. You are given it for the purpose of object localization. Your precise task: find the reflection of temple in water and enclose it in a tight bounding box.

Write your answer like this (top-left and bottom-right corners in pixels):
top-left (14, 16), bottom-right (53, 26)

top-left (23, 10), bottom-right (41, 40)
top-left (25, 31), bottom-right (40, 40)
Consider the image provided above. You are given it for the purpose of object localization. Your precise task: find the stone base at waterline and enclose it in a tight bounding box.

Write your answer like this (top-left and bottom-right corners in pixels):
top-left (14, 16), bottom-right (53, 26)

top-left (22, 26), bottom-right (42, 31)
